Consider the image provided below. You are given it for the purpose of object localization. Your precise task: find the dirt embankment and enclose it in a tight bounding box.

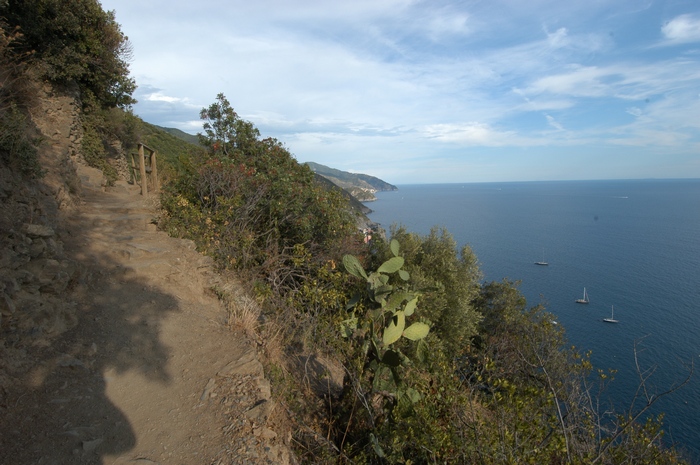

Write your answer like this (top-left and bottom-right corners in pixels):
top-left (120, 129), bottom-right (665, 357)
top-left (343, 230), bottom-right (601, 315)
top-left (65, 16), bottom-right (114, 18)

top-left (0, 86), bottom-right (292, 464)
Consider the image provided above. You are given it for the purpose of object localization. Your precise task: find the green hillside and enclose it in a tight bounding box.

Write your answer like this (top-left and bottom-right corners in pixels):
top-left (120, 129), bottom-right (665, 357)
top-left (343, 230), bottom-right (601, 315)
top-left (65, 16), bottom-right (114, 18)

top-left (305, 161), bottom-right (397, 201)
top-left (150, 124), bottom-right (201, 146)
top-left (136, 121), bottom-right (205, 168)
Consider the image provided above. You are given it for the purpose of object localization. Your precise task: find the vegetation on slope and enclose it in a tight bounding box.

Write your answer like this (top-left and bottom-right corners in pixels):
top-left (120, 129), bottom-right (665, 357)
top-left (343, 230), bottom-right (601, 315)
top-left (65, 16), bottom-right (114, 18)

top-left (0, 16), bottom-right (41, 177)
top-left (160, 92), bottom-right (690, 464)
top-left (3, 0), bottom-right (136, 109)
top-left (2, 0), bottom-right (140, 184)
top-left (306, 161), bottom-right (398, 202)
top-left (306, 161), bottom-right (398, 193)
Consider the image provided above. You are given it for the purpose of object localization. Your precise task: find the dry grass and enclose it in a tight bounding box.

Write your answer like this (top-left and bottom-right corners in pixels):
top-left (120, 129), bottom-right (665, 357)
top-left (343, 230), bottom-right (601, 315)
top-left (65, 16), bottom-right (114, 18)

top-left (225, 295), bottom-right (260, 340)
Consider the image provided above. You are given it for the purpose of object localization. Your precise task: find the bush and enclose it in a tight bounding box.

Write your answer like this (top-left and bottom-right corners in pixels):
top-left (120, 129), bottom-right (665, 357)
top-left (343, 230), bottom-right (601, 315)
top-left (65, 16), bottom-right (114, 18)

top-left (81, 117), bottom-right (117, 185)
top-left (381, 226), bottom-right (483, 356)
top-left (163, 95), bottom-right (358, 268)
top-left (0, 103), bottom-right (42, 177)
top-left (2, 0), bottom-right (136, 109)
top-left (0, 18), bottom-right (41, 177)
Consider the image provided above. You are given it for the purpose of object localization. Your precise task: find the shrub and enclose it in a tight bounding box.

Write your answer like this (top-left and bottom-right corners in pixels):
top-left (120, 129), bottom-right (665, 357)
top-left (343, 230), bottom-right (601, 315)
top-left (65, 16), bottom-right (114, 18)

top-left (380, 226), bottom-right (483, 357)
top-left (81, 117), bottom-right (117, 185)
top-left (2, 0), bottom-right (136, 108)
top-left (0, 102), bottom-right (42, 177)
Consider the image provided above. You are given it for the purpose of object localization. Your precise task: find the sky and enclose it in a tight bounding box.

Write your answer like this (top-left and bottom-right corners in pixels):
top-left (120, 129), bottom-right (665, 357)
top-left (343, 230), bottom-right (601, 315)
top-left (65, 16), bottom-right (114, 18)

top-left (100, 0), bottom-right (700, 184)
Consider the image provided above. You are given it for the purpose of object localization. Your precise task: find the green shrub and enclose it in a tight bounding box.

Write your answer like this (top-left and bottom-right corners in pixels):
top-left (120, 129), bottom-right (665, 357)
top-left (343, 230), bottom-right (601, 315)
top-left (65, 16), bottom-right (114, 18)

top-left (161, 95), bottom-right (359, 293)
top-left (0, 103), bottom-right (42, 177)
top-left (81, 118), bottom-right (117, 185)
top-left (378, 226), bottom-right (483, 357)
top-left (2, 0), bottom-right (136, 109)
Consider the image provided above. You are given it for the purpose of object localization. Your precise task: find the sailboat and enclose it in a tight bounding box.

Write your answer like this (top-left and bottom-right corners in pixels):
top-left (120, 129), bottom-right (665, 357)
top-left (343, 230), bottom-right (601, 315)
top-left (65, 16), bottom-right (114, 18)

top-left (534, 249), bottom-right (548, 266)
top-left (575, 288), bottom-right (589, 304)
top-left (603, 305), bottom-right (618, 323)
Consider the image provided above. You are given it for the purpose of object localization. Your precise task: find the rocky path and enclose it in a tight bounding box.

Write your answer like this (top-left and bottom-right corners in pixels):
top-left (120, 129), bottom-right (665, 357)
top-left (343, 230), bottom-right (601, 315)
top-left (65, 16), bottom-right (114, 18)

top-left (0, 164), bottom-right (291, 464)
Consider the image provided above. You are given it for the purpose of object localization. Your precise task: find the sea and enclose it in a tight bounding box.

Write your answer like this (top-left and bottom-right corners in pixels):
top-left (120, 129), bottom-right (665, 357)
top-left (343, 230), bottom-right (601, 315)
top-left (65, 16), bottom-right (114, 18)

top-left (366, 179), bottom-right (700, 461)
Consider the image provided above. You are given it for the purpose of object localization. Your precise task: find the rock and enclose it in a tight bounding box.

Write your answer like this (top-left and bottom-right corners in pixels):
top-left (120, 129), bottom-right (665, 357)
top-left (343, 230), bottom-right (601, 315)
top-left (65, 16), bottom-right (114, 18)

top-left (245, 400), bottom-right (273, 423)
top-left (200, 378), bottom-right (217, 401)
top-left (23, 224), bottom-right (55, 238)
top-left (28, 238), bottom-right (47, 258)
top-left (257, 378), bottom-right (271, 399)
top-left (218, 350), bottom-right (264, 378)
top-left (0, 275), bottom-right (19, 296)
top-left (57, 353), bottom-right (85, 368)
top-left (0, 247), bottom-right (17, 268)
top-left (14, 269), bottom-right (35, 286)
top-left (0, 291), bottom-right (15, 316)
top-left (82, 438), bottom-right (103, 452)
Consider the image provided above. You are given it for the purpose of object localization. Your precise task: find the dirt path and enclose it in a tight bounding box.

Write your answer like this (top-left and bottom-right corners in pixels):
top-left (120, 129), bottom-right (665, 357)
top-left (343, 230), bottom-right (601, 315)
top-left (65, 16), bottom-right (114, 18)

top-left (0, 164), bottom-right (291, 464)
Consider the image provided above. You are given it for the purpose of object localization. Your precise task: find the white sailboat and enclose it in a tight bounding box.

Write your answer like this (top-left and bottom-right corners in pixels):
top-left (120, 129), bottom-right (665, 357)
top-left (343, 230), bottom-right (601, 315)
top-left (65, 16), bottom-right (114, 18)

top-left (534, 249), bottom-right (548, 266)
top-left (575, 287), bottom-right (589, 304)
top-left (603, 305), bottom-right (618, 323)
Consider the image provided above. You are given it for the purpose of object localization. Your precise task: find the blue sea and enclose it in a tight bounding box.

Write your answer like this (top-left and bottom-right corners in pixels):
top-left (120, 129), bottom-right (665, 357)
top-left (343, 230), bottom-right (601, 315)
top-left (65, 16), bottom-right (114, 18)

top-left (366, 179), bottom-right (700, 461)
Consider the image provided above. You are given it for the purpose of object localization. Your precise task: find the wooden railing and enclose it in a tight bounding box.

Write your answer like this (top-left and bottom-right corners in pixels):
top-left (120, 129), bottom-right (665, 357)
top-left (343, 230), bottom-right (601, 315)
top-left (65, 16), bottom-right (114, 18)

top-left (129, 143), bottom-right (158, 196)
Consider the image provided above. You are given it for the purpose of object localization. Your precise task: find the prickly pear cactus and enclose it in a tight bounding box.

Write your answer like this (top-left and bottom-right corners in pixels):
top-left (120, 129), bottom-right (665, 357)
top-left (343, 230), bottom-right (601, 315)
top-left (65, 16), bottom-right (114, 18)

top-left (341, 239), bottom-right (430, 405)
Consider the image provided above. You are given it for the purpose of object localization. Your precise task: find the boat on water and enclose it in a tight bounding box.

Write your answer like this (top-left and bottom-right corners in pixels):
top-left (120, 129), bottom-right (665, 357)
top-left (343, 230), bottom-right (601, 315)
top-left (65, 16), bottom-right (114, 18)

top-left (603, 305), bottom-right (619, 323)
top-left (534, 249), bottom-right (548, 266)
top-left (576, 287), bottom-right (589, 304)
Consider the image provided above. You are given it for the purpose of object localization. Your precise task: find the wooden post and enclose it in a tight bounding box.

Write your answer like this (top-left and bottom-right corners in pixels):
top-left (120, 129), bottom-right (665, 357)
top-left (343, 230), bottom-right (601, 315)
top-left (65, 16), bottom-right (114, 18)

top-left (150, 150), bottom-right (159, 192)
top-left (129, 153), bottom-right (137, 185)
top-left (138, 143), bottom-right (148, 196)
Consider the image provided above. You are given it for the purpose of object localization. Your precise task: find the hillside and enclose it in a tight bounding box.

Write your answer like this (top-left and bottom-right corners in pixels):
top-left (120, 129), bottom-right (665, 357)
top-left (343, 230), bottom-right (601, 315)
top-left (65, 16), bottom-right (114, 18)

top-left (306, 161), bottom-right (398, 202)
top-left (150, 124), bottom-right (201, 146)
top-left (139, 122), bottom-right (205, 163)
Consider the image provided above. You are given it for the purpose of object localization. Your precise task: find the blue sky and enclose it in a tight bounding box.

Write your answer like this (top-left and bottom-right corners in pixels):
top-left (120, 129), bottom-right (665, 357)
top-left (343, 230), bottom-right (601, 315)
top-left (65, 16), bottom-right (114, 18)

top-left (101, 0), bottom-right (700, 184)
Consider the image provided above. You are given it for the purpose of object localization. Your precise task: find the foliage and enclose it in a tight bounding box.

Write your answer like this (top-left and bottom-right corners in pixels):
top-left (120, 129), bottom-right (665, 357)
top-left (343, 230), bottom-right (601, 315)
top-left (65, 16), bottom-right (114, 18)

top-left (341, 239), bottom-right (429, 391)
top-left (1, 1), bottom-right (139, 183)
top-left (457, 279), bottom-right (690, 465)
top-left (198, 92), bottom-right (260, 158)
top-left (0, 102), bottom-right (42, 177)
top-left (334, 240), bottom-right (437, 460)
top-left (2, 0), bottom-right (136, 108)
top-left (0, 19), bottom-right (41, 177)
top-left (383, 226), bottom-right (483, 356)
top-left (161, 94), bottom-right (359, 298)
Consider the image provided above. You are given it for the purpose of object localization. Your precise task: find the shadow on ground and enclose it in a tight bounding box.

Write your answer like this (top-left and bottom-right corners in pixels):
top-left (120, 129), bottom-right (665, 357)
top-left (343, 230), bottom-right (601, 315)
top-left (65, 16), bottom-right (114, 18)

top-left (0, 186), bottom-right (179, 464)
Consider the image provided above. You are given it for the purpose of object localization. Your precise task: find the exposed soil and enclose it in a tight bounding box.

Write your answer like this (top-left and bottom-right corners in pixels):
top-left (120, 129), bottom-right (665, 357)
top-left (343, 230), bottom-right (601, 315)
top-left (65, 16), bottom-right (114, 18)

top-left (0, 87), bottom-right (292, 464)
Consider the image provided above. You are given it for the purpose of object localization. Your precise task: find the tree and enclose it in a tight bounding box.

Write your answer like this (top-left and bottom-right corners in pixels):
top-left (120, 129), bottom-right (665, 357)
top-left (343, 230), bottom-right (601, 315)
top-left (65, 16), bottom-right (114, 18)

top-left (2, 0), bottom-right (136, 108)
top-left (198, 93), bottom-right (260, 158)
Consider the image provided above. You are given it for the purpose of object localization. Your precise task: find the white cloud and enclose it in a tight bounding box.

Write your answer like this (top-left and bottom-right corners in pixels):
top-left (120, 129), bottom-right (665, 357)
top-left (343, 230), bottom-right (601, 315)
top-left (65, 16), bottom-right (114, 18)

top-left (525, 66), bottom-right (612, 97)
top-left (422, 122), bottom-right (515, 145)
top-left (626, 107), bottom-right (643, 117)
top-left (546, 114), bottom-right (564, 131)
top-left (662, 14), bottom-right (700, 45)
top-left (145, 92), bottom-right (188, 104)
top-left (546, 27), bottom-right (570, 48)
top-left (179, 120), bottom-right (205, 132)
top-left (522, 60), bottom-right (700, 102)
top-left (425, 12), bottom-right (471, 39)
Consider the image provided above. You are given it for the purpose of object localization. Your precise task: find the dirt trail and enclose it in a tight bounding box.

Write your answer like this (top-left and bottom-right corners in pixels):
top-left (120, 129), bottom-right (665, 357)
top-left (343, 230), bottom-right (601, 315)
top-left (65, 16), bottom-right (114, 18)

top-left (0, 163), bottom-right (291, 464)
